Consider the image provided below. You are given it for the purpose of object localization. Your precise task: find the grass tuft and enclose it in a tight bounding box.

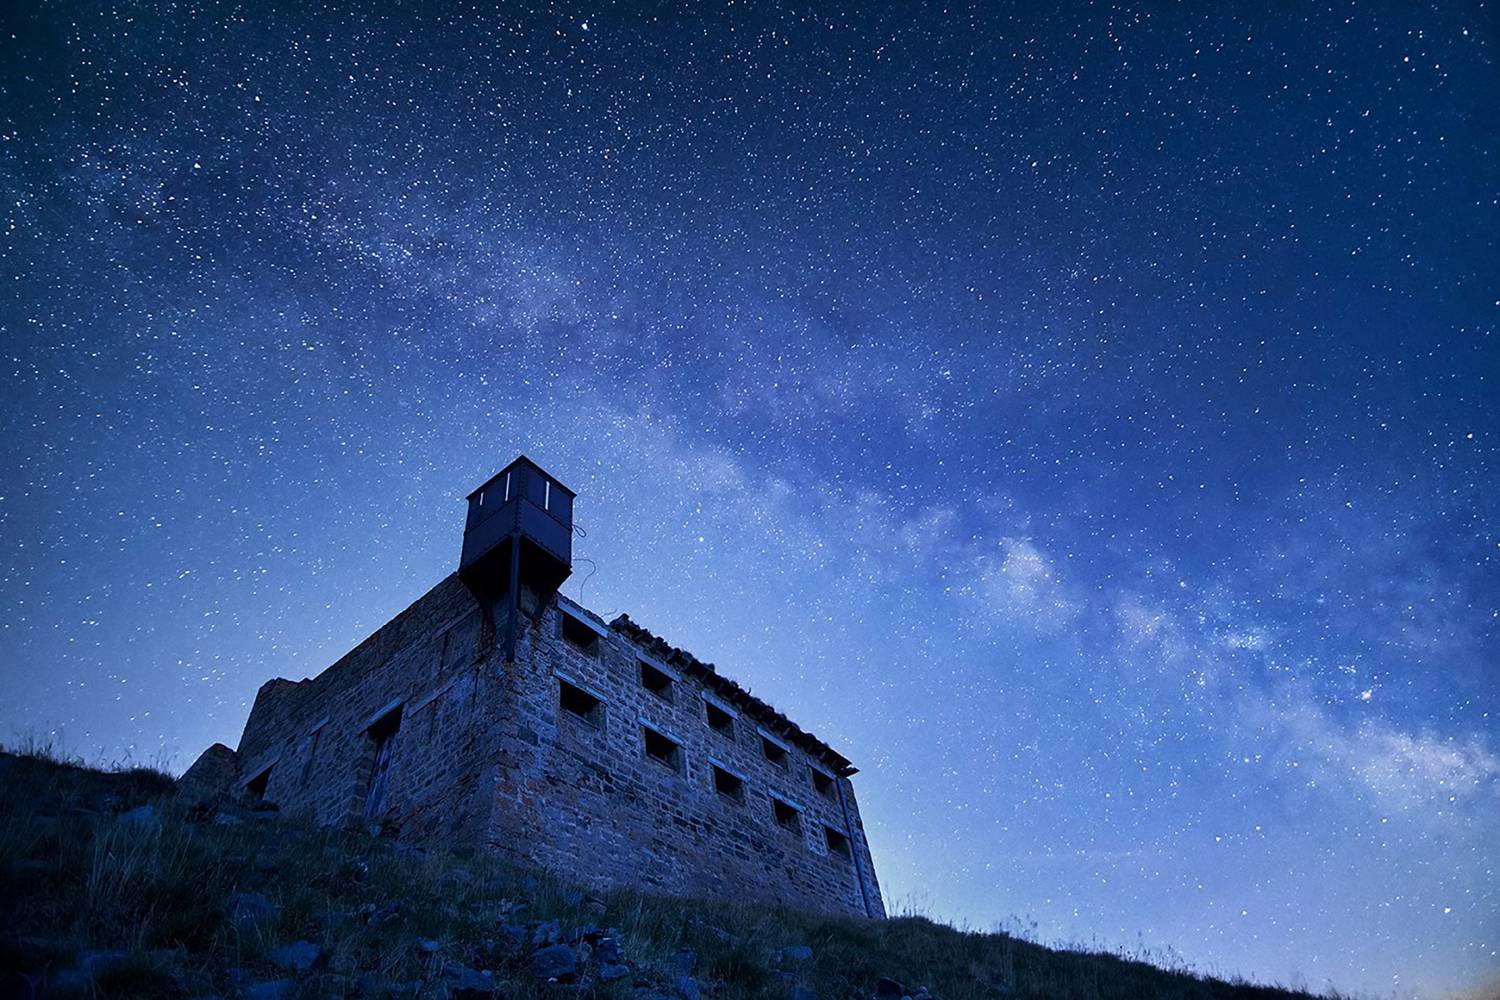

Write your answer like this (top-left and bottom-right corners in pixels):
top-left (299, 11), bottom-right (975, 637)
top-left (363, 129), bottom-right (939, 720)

top-left (0, 749), bottom-right (1343, 1000)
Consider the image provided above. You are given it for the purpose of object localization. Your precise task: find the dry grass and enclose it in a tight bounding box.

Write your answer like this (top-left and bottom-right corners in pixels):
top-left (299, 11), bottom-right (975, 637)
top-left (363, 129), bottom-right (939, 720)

top-left (0, 747), bottom-right (1342, 1000)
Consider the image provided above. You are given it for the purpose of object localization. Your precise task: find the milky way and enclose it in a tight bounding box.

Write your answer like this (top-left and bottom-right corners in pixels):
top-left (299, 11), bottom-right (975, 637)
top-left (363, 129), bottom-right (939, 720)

top-left (2, 3), bottom-right (1496, 996)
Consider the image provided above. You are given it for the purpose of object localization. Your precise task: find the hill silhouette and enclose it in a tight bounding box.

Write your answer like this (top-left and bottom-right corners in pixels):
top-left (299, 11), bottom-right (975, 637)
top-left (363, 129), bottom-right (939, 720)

top-left (0, 748), bottom-right (1336, 1000)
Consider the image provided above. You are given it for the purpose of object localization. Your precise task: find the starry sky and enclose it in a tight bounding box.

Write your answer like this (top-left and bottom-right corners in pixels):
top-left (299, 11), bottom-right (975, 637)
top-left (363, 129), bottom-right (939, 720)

top-left (2, 2), bottom-right (1497, 997)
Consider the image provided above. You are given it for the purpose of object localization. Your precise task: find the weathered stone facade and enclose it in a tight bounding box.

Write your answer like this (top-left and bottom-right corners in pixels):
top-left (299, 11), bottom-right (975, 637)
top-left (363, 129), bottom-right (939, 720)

top-left (195, 576), bottom-right (884, 919)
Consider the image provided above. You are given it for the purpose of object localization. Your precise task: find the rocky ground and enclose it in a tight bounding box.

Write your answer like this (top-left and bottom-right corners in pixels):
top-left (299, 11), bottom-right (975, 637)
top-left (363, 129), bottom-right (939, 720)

top-left (0, 750), bottom-right (1335, 1000)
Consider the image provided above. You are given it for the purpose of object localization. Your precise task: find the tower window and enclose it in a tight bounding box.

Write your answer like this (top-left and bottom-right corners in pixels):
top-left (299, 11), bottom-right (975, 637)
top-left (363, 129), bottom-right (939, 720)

top-left (705, 701), bottom-right (735, 739)
top-left (760, 734), bottom-right (789, 769)
top-left (823, 825), bottom-right (851, 859)
top-left (642, 725), bottom-right (683, 773)
top-left (559, 679), bottom-right (603, 728)
top-left (810, 767), bottom-right (835, 799)
top-left (561, 613), bottom-right (601, 656)
top-left (640, 660), bottom-right (674, 703)
top-left (771, 796), bottom-right (802, 834)
top-left (711, 763), bottom-right (744, 803)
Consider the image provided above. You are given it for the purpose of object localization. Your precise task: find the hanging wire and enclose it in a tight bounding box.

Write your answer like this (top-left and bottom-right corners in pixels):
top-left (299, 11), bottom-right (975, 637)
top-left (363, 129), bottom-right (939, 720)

top-left (572, 557), bottom-right (598, 605)
top-left (568, 520), bottom-right (606, 610)
top-left (570, 518), bottom-right (596, 604)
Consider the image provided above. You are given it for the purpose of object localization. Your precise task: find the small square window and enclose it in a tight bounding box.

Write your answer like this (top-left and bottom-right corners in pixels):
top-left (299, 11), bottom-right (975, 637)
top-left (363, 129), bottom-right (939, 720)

top-left (823, 825), bottom-right (851, 859)
top-left (705, 701), bottom-right (735, 739)
top-left (810, 767), bottom-right (835, 799)
top-left (561, 614), bottom-right (600, 656)
top-left (642, 725), bottom-right (683, 773)
top-left (771, 796), bottom-right (802, 834)
top-left (711, 764), bottom-right (744, 803)
top-left (640, 660), bottom-right (674, 703)
top-left (559, 679), bottom-right (603, 728)
top-left (760, 735), bottom-right (789, 769)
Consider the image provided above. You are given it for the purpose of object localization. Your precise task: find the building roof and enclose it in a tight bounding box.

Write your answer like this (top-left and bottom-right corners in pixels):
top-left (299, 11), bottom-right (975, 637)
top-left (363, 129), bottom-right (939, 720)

top-left (466, 454), bottom-right (578, 500)
top-left (606, 612), bottom-right (858, 777)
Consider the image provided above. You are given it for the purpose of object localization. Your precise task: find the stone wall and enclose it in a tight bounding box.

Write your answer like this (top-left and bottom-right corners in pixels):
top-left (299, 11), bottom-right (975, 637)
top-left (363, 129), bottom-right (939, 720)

top-left (230, 576), bottom-right (498, 847)
top-left (223, 576), bottom-right (884, 919)
top-left (176, 742), bottom-right (238, 801)
top-left (487, 598), bottom-right (884, 918)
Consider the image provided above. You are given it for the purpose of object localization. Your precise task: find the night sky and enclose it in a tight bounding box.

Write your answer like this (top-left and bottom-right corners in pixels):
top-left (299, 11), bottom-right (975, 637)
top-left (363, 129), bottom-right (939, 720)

top-left (2, 2), bottom-right (1496, 997)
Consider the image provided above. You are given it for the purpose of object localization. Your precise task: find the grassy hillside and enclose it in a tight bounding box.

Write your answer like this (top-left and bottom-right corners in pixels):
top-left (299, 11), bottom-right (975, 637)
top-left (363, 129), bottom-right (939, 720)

top-left (0, 749), bottom-right (1334, 1000)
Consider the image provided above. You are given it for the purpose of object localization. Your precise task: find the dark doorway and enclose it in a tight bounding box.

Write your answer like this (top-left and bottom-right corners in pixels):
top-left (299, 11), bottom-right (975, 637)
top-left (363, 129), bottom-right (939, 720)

top-left (364, 708), bottom-right (402, 819)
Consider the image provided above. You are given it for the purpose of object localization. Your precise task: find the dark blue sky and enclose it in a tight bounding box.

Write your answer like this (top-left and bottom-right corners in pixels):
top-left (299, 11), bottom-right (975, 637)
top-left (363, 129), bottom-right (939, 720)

top-left (2, 2), bottom-right (1496, 996)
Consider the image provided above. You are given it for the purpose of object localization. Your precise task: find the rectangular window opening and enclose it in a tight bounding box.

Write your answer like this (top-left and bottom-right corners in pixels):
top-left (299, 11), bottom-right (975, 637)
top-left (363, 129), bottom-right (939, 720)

top-left (705, 701), bottom-right (735, 738)
top-left (559, 679), bottom-right (603, 728)
top-left (810, 767), bottom-right (835, 799)
top-left (245, 766), bottom-right (272, 800)
top-left (640, 660), bottom-right (674, 703)
top-left (711, 763), bottom-right (744, 802)
top-left (824, 825), bottom-right (851, 859)
top-left (561, 613), bottom-right (601, 657)
top-left (772, 796), bottom-right (802, 834)
top-left (761, 735), bottom-right (789, 769)
top-left (642, 725), bottom-right (683, 773)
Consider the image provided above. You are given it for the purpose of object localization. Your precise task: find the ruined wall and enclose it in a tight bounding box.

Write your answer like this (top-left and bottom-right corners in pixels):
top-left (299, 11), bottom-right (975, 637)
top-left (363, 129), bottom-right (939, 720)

top-left (230, 578), bottom-right (884, 919)
top-left (486, 600), bottom-right (884, 919)
top-left (232, 576), bottom-right (501, 847)
top-left (176, 742), bottom-right (239, 801)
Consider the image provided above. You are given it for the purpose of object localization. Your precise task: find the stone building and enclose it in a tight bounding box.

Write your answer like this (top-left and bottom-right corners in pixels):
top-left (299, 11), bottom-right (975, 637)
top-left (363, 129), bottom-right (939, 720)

top-left (183, 457), bottom-right (884, 919)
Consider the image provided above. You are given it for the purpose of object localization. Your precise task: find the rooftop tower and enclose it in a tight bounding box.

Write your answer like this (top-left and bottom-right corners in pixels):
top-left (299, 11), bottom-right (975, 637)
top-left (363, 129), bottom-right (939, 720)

top-left (459, 455), bottom-right (575, 660)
